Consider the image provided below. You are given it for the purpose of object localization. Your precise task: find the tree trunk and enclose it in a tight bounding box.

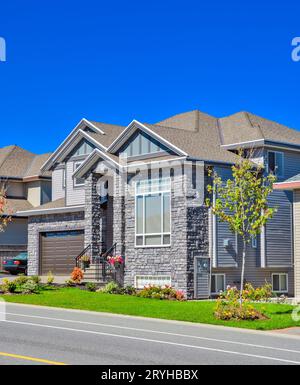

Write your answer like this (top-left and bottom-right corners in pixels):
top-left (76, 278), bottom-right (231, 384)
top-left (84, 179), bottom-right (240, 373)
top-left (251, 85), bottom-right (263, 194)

top-left (240, 239), bottom-right (246, 305)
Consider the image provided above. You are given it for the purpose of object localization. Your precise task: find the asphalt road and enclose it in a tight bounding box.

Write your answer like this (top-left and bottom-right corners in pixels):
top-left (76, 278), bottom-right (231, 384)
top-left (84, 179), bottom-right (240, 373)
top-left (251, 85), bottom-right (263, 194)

top-left (0, 303), bottom-right (299, 365)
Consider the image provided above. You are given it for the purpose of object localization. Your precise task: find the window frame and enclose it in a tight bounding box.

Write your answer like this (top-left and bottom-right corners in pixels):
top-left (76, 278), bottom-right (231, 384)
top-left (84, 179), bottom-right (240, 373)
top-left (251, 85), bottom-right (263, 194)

top-left (135, 178), bottom-right (171, 248)
top-left (73, 161), bottom-right (85, 187)
top-left (267, 150), bottom-right (284, 178)
top-left (211, 274), bottom-right (226, 295)
top-left (134, 275), bottom-right (172, 289)
top-left (272, 273), bottom-right (288, 293)
top-left (251, 235), bottom-right (257, 249)
top-left (62, 168), bottom-right (66, 189)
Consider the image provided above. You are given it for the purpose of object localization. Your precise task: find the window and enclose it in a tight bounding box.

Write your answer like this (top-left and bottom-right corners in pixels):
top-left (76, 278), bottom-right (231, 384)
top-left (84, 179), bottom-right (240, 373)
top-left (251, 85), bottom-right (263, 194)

top-left (121, 132), bottom-right (165, 158)
top-left (211, 274), bottom-right (225, 294)
top-left (74, 140), bottom-right (95, 156)
top-left (135, 275), bottom-right (171, 289)
top-left (267, 151), bottom-right (284, 177)
top-left (272, 273), bottom-right (288, 293)
top-left (251, 236), bottom-right (257, 249)
top-left (135, 178), bottom-right (171, 247)
top-left (74, 162), bottom-right (85, 186)
top-left (99, 180), bottom-right (108, 204)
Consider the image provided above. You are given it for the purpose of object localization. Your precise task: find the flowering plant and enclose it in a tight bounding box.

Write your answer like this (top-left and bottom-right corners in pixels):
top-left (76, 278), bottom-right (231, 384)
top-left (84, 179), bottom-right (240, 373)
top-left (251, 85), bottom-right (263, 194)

top-left (70, 267), bottom-right (84, 284)
top-left (107, 255), bottom-right (124, 267)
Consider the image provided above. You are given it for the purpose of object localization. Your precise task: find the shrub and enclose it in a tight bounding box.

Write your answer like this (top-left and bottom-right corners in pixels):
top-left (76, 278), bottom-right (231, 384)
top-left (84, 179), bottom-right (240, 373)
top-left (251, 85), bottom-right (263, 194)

top-left (1, 278), bottom-right (17, 293)
top-left (30, 276), bottom-right (41, 284)
top-left (122, 285), bottom-right (136, 296)
top-left (137, 285), bottom-right (186, 301)
top-left (215, 285), bottom-right (267, 321)
top-left (86, 282), bottom-right (97, 292)
top-left (20, 280), bottom-right (39, 294)
top-left (242, 283), bottom-right (273, 302)
top-left (47, 271), bottom-right (54, 285)
top-left (14, 275), bottom-right (28, 286)
top-left (101, 281), bottom-right (122, 294)
top-left (70, 267), bottom-right (84, 284)
top-left (65, 279), bottom-right (76, 287)
top-left (215, 299), bottom-right (265, 321)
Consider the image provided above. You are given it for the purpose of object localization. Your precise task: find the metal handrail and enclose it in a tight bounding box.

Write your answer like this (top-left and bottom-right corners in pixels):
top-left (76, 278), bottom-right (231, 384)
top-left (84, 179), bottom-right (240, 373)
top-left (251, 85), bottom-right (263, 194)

top-left (75, 244), bottom-right (91, 267)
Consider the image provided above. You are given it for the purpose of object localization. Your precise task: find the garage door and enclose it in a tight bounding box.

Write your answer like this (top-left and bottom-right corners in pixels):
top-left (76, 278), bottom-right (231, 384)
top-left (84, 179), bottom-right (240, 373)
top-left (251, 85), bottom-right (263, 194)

top-left (40, 230), bottom-right (84, 275)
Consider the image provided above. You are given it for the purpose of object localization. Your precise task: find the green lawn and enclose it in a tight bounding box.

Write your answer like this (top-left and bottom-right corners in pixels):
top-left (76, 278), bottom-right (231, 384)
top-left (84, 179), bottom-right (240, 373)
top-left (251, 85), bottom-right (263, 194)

top-left (1, 287), bottom-right (299, 331)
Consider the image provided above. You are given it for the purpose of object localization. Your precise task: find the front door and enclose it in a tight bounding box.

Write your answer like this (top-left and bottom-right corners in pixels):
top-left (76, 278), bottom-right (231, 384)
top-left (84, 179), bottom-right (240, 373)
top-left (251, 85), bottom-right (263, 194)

top-left (195, 257), bottom-right (210, 299)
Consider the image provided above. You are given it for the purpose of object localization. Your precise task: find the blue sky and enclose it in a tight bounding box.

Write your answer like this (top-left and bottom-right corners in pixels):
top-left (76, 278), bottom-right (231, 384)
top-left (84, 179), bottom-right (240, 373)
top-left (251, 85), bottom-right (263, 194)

top-left (1, 1), bottom-right (300, 154)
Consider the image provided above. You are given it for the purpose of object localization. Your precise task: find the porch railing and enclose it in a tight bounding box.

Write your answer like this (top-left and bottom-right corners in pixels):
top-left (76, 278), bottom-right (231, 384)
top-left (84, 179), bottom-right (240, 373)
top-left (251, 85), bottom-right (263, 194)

top-left (75, 244), bottom-right (91, 268)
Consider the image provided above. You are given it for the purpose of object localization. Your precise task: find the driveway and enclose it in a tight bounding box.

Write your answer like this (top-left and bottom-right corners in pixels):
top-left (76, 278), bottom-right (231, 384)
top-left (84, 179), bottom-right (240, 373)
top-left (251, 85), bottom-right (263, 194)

top-left (0, 303), bottom-right (300, 365)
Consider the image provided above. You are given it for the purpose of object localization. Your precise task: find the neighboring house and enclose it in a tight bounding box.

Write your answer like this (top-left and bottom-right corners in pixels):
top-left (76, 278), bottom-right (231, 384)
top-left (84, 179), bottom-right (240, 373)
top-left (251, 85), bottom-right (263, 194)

top-left (16, 111), bottom-right (300, 298)
top-left (0, 145), bottom-right (52, 266)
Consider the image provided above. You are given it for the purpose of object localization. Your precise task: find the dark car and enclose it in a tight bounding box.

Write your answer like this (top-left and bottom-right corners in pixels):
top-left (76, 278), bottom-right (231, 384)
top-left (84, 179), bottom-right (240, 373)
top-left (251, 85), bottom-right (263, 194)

top-left (3, 252), bottom-right (28, 275)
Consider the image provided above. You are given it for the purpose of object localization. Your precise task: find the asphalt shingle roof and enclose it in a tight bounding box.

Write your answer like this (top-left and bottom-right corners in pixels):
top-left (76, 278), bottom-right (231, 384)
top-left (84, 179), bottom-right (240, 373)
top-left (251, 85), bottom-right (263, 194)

top-left (0, 145), bottom-right (52, 178)
top-left (87, 110), bottom-right (300, 165)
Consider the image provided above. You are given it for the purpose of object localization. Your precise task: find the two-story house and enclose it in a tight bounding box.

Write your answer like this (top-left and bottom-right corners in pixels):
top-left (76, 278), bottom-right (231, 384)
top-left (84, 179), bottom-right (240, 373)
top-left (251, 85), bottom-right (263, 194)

top-left (0, 145), bottom-right (52, 269)
top-left (17, 111), bottom-right (300, 298)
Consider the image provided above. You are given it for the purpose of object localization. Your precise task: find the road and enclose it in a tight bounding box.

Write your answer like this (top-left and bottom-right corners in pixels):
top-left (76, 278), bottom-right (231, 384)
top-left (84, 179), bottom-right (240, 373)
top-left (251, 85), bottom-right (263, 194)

top-left (0, 303), bottom-right (300, 365)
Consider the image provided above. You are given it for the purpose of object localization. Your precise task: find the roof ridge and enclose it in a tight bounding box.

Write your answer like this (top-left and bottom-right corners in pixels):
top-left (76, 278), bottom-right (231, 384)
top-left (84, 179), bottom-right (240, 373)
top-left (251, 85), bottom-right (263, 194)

top-left (244, 111), bottom-right (265, 140)
top-left (216, 119), bottom-right (225, 145)
top-left (0, 145), bottom-right (17, 173)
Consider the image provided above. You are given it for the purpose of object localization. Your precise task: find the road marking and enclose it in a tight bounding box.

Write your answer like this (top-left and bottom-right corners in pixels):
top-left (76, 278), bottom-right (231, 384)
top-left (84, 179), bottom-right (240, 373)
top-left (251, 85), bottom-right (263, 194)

top-left (3, 311), bottom-right (300, 355)
top-left (3, 319), bottom-right (300, 365)
top-left (0, 351), bottom-right (66, 365)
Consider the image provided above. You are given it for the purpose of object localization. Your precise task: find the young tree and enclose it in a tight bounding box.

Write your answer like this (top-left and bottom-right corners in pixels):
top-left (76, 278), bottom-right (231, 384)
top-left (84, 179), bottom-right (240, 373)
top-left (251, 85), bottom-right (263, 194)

top-left (0, 184), bottom-right (11, 232)
top-left (206, 150), bottom-right (276, 303)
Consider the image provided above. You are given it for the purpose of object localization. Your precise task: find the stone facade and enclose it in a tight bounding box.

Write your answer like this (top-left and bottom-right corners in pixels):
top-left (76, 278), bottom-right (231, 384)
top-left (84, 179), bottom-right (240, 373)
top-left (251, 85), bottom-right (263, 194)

top-left (27, 212), bottom-right (85, 275)
top-left (122, 168), bottom-right (207, 298)
top-left (27, 166), bottom-right (209, 298)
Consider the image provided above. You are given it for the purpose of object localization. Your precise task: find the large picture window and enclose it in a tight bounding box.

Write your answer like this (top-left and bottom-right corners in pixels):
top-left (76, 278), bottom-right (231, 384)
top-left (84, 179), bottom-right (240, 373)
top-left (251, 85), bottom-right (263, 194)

top-left (135, 178), bottom-right (171, 247)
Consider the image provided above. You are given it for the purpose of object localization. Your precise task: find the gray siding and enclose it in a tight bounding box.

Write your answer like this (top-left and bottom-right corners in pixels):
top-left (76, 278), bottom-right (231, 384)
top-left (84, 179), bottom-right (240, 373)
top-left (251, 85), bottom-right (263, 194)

top-left (294, 190), bottom-right (300, 298)
top-left (265, 190), bottom-right (293, 267)
top-left (52, 167), bottom-right (65, 201)
top-left (6, 182), bottom-right (24, 198)
top-left (66, 160), bottom-right (85, 206)
top-left (214, 166), bottom-right (237, 267)
top-left (0, 218), bottom-right (28, 245)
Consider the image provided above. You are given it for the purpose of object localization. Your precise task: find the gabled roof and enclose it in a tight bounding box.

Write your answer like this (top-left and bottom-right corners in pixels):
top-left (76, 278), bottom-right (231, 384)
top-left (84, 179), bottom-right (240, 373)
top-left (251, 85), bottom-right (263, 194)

top-left (41, 118), bottom-right (108, 172)
top-left (107, 120), bottom-right (188, 156)
top-left (43, 109), bottom-right (300, 181)
top-left (0, 145), bottom-right (52, 179)
top-left (219, 111), bottom-right (300, 149)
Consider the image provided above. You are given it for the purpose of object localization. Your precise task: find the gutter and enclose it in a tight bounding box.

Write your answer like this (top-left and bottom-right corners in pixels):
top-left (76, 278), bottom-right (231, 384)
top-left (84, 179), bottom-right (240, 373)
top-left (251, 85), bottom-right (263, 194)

top-left (16, 205), bottom-right (85, 217)
top-left (274, 181), bottom-right (300, 191)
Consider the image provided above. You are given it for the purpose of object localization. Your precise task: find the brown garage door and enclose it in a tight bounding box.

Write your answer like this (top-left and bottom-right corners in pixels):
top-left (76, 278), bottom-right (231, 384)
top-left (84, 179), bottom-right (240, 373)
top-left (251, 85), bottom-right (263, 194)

top-left (40, 230), bottom-right (84, 275)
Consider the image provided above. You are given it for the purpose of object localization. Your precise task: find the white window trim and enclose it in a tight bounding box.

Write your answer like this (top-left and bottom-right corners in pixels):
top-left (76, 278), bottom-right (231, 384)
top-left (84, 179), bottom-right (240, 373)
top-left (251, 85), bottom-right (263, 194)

top-left (211, 274), bottom-right (226, 295)
top-left (62, 168), bottom-right (66, 189)
top-left (74, 161), bottom-right (85, 187)
top-left (272, 273), bottom-right (288, 293)
top-left (251, 235), bottom-right (257, 249)
top-left (135, 178), bottom-right (171, 248)
top-left (267, 150), bottom-right (284, 178)
top-left (134, 275), bottom-right (172, 289)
